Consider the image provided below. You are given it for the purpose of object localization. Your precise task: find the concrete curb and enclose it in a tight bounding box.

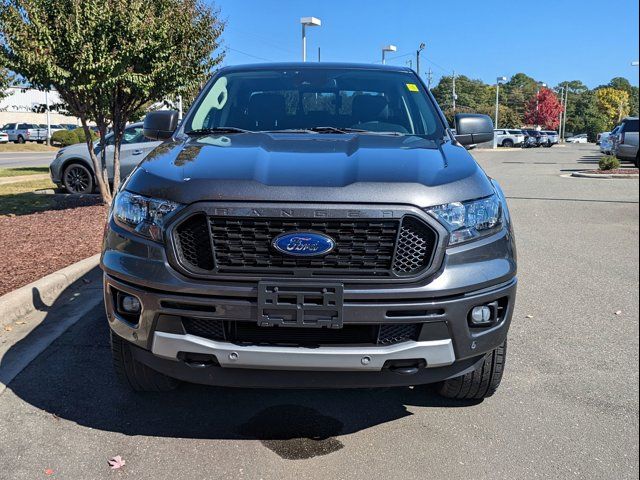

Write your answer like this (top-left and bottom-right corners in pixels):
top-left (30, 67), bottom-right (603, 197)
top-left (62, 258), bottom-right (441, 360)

top-left (571, 171), bottom-right (639, 179)
top-left (0, 254), bottom-right (100, 327)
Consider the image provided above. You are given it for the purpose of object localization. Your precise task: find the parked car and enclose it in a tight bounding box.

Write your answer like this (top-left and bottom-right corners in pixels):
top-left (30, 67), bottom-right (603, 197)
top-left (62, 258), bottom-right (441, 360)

top-left (102, 63), bottom-right (517, 400)
top-left (542, 130), bottom-right (559, 146)
top-left (521, 129), bottom-right (543, 147)
top-left (611, 117), bottom-right (639, 167)
top-left (565, 133), bottom-right (588, 143)
top-left (596, 132), bottom-right (608, 145)
top-left (49, 122), bottom-right (162, 193)
top-left (0, 122), bottom-right (47, 143)
top-left (538, 132), bottom-right (550, 147)
top-left (60, 123), bottom-right (79, 130)
top-left (599, 129), bottom-right (617, 155)
top-left (0, 131), bottom-right (8, 143)
top-left (494, 129), bottom-right (525, 148)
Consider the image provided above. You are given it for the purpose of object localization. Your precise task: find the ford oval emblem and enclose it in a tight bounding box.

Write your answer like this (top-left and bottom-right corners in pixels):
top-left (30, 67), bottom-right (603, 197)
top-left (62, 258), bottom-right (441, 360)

top-left (272, 231), bottom-right (335, 257)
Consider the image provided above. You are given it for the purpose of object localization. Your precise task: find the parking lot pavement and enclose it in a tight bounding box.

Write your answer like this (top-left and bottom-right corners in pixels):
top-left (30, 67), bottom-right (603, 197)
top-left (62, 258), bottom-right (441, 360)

top-left (0, 151), bottom-right (56, 169)
top-left (0, 144), bottom-right (637, 479)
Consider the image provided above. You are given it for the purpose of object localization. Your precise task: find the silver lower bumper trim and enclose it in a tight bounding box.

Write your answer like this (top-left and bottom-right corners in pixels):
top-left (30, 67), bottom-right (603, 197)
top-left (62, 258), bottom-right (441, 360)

top-left (151, 332), bottom-right (456, 371)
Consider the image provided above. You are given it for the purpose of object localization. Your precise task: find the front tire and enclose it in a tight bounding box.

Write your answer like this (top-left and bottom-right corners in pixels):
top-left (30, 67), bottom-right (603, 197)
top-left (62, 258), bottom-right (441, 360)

top-left (62, 163), bottom-right (94, 194)
top-left (437, 341), bottom-right (507, 400)
top-left (110, 331), bottom-right (179, 392)
top-left (502, 139), bottom-right (514, 148)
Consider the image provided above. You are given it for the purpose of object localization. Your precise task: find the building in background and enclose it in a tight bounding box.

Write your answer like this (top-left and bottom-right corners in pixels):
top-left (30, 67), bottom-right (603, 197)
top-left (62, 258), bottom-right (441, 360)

top-left (0, 86), bottom-right (81, 126)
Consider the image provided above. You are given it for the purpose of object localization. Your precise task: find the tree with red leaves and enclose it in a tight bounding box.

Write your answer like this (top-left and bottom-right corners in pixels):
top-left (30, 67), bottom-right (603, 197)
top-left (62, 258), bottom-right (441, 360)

top-left (524, 88), bottom-right (564, 129)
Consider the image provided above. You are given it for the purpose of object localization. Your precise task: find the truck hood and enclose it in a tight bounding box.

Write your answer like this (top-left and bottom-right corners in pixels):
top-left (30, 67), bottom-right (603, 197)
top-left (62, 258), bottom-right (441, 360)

top-left (125, 132), bottom-right (494, 207)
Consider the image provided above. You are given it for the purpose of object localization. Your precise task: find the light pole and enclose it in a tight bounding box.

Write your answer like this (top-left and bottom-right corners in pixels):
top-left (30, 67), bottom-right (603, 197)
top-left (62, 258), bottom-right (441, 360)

top-left (632, 61), bottom-right (639, 66)
top-left (535, 81), bottom-right (546, 128)
top-left (494, 76), bottom-right (507, 130)
top-left (300, 17), bottom-right (321, 62)
top-left (416, 43), bottom-right (425, 76)
top-left (381, 45), bottom-right (396, 65)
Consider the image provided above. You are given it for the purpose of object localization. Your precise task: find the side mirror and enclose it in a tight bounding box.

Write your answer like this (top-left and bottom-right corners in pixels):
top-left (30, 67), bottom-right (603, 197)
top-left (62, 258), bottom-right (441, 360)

top-left (143, 110), bottom-right (179, 140)
top-left (454, 114), bottom-right (494, 146)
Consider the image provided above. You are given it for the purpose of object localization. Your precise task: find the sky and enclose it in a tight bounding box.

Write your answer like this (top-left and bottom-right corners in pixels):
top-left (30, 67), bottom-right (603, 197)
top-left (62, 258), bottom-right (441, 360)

top-left (212, 0), bottom-right (640, 89)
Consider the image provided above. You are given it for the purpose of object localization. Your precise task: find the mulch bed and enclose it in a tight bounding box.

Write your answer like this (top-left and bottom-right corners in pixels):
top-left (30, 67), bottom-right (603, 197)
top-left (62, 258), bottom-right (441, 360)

top-left (0, 200), bottom-right (107, 296)
top-left (584, 169), bottom-right (639, 175)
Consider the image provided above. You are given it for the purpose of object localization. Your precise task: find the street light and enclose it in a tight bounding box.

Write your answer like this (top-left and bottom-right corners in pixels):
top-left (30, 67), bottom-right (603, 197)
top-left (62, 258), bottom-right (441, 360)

top-left (381, 45), bottom-right (397, 65)
top-left (535, 81), bottom-right (547, 127)
top-left (632, 61), bottom-right (639, 66)
top-left (494, 76), bottom-right (507, 130)
top-left (416, 42), bottom-right (426, 75)
top-left (300, 17), bottom-right (321, 62)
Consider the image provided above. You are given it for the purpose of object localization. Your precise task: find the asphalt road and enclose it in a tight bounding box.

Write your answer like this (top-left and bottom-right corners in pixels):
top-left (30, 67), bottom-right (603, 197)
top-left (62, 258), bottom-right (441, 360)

top-left (0, 144), bottom-right (638, 479)
top-left (0, 151), bottom-right (56, 169)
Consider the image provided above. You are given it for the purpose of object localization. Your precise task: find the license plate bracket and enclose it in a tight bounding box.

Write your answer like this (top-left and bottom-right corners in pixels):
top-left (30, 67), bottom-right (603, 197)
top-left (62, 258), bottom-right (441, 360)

top-left (257, 282), bottom-right (344, 329)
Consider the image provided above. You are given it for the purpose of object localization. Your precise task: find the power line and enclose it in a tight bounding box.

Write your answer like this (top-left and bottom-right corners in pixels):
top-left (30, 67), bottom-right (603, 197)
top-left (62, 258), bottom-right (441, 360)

top-left (224, 47), bottom-right (273, 62)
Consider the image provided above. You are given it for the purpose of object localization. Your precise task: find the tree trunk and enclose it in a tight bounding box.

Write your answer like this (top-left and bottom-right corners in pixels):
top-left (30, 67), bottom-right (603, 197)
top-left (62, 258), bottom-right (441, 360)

top-left (111, 115), bottom-right (124, 194)
top-left (80, 118), bottom-right (112, 204)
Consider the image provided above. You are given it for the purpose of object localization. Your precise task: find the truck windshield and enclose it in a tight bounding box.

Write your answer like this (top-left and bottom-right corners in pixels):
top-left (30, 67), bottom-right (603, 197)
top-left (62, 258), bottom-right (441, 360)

top-left (184, 68), bottom-right (444, 139)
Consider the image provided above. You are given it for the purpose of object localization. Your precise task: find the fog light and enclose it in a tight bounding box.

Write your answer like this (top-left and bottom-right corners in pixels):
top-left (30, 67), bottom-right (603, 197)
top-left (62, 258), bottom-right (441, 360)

top-left (470, 305), bottom-right (494, 326)
top-left (120, 295), bottom-right (141, 314)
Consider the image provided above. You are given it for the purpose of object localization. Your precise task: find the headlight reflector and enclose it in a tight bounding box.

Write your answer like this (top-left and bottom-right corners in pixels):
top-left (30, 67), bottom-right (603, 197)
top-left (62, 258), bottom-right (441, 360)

top-left (112, 191), bottom-right (183, 241)
top-left (428, 194), bottom-right (502, 245)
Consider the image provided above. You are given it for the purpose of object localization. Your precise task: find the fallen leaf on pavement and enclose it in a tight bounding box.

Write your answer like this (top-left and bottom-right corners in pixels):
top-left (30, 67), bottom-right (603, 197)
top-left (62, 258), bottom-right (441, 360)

top-left (614, 311), bottom-right (622, 315)
top-left (108, 456), bottom-right (126, 470)
top-left (15, 321), bottom-right (27, 325)
top-left (525, 315), bottom-right (534, 319)
top-left (44, 469), bottom-right (54, 475)
top-left (3, 325), bottom-right (12, 332)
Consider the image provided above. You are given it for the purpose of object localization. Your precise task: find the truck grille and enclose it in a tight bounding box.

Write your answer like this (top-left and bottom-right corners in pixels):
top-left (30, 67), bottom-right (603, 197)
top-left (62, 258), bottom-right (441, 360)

top-left (181, 318), bottom-right (421, 347)
top-left (173, 213), bottom-right (437, 279)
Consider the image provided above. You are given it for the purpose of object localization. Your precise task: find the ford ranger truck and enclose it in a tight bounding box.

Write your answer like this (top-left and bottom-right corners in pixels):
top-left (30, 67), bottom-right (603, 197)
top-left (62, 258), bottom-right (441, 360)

top-left (102, 63), bottom-right (517, 400)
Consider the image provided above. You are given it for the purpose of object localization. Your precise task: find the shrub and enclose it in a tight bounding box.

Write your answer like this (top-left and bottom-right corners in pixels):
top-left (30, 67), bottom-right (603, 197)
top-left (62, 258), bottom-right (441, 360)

top-left (71, 127), bottom-right (98, 144)
top-left (599, 155), bottom-right (620, 171)
top-left (51, 129), bottom-right (72, 146)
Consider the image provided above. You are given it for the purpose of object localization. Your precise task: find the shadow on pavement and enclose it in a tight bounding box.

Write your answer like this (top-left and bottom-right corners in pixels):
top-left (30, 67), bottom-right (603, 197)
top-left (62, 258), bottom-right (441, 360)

top-left (2, 276), bottom-right (479, 459)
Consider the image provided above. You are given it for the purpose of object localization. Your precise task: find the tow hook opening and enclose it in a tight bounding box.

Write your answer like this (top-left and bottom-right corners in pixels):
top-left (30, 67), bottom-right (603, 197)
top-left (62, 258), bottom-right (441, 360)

top-left (177, 352), bottom-right (220, 368)
top-left (383, 358), bottom-right (427, 375)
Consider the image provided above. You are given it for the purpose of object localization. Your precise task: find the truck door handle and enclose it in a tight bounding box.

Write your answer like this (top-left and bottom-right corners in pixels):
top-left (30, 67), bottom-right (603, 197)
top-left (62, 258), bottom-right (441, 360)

top-left (132, 149), bottom-right (143, 155)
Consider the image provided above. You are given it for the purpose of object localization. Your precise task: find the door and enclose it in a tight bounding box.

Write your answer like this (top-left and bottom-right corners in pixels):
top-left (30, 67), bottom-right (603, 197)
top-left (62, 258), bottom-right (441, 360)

top-left (118, 126), bottom-right (161, 179)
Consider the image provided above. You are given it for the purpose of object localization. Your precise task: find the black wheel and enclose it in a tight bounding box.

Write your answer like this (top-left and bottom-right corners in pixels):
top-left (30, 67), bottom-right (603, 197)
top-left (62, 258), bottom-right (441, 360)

top-left (110, 330), bottom-right (179, 392)
top-left (437, 341), bottom-right (507, 400)
top-left (16, 135), bottom-right (25, 144)
top-left (502, 139), bottom-right (514, 148)
top-left (635, 154), bottom-right (639, 169)
top-left (62, 163), bottom-right (94, 194)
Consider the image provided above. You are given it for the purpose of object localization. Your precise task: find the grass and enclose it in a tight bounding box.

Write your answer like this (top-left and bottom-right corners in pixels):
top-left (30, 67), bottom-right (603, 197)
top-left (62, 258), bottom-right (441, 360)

top-left (0, 178), bottom-right (58, 216)
top-left (0, 167), bottom-right (50, 178)
top-left (0, 143), bottom-right (59, 152)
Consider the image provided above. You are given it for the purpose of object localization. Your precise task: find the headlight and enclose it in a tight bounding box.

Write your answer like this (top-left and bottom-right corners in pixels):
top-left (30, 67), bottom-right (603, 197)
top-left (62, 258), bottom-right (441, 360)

top-left (428, 194), bottom-right (502, 245)
top-left (112, 191), bottom-right (183, 241)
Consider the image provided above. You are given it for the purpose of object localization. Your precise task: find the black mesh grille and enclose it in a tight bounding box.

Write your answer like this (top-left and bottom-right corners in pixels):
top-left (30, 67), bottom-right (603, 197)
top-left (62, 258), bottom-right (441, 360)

top-left (182, 317), bottom-right (225, 340)
top-left (378, 323), bottom-right (421, 345)
top-left (209, 218), bottom-right (399, 274)
top-left (175, 214), bottom-right (214, 271)
top-left (172, 213), bottom-right (437, 279)
top-left (392, 217), bottom-right (437, 275)
top-left (181, 319), bottom-right (421, 346)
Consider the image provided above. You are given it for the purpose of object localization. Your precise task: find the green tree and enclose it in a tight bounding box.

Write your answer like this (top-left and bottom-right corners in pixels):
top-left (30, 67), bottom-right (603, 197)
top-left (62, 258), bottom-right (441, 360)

top-left (431, 75), bottom-right (493, 112)
top-left (1, 0), bottom-right (224, 203)
top-left (0, 67), bottom-right (13, 100)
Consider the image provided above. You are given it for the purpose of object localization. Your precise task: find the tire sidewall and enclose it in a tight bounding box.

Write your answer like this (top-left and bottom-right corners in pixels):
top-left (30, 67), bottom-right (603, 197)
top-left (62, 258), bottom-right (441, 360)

top-left (63, 163), bottom-right (94, 194)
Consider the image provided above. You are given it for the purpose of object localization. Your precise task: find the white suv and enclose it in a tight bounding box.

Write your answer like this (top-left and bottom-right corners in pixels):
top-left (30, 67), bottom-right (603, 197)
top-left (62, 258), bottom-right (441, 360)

top-left (494, 129), bottom-right (525, 148)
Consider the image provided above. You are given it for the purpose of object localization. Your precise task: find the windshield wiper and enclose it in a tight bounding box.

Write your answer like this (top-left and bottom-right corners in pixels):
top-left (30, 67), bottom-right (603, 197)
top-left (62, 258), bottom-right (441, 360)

top-left (185, 127), bottom-right (249, 135)
top-left (309, 126), bottom-right (403, 136)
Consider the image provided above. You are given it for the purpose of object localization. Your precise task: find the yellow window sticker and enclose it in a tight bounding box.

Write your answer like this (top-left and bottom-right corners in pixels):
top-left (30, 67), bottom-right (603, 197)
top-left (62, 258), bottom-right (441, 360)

top-left (406, 83), bottom-right (419, 92)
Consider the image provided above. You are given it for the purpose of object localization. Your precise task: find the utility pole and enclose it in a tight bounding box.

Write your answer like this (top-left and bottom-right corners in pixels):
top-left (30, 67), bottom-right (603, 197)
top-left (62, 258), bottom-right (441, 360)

top-left (177, 94), bottom-right (183, 121)
top-left (318, 47), bottom-right (321, 62)
top-left (562, 87), bottom-right (569, 141)
top-left (416, 42), bottom-right (425, 76)
top-left (406, 59), bottom-right (412, 69)
top-left (427, 68), bottom-right (433, 89)
top-left (452, 70), bottom-right (457, 111)
top-left (557, 86), bottom-right (564, 136)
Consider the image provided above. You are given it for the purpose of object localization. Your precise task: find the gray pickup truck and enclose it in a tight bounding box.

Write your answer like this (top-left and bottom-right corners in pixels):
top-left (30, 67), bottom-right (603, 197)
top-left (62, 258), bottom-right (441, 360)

top-left (612, 117), bottom-right (639, 167)
top-left (1, 122), bottom-right (47, 143)
top-left (102, 63), bottom-right (517, 400)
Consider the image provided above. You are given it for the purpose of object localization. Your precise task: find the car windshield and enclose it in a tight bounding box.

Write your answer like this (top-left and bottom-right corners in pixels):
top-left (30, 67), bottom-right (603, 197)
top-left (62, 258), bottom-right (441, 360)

top-left (184, 67), bottom-right (444, 139)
